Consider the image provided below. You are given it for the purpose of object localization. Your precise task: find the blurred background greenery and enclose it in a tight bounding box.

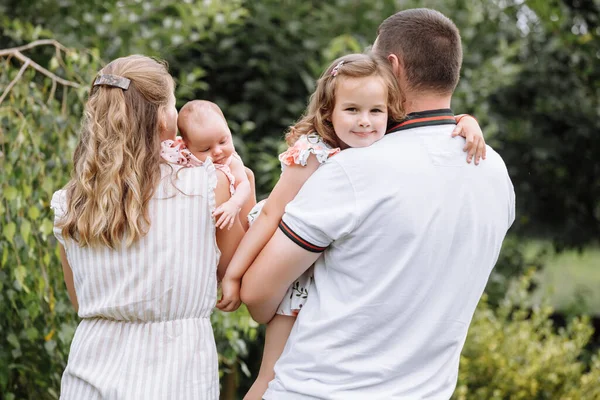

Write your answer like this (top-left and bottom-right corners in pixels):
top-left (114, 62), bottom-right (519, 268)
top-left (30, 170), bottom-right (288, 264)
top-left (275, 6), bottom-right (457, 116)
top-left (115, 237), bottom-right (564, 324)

top-left (0, 0), bottom-right (598, 398)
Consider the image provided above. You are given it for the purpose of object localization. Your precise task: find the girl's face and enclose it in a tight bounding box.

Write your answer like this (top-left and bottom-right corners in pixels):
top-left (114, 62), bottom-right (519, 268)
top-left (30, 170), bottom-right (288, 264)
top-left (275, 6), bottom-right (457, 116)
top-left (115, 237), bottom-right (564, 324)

top-left (160, 92), bottom-right (178, 141)
top-left (330, 75), bottom-right (388, 150)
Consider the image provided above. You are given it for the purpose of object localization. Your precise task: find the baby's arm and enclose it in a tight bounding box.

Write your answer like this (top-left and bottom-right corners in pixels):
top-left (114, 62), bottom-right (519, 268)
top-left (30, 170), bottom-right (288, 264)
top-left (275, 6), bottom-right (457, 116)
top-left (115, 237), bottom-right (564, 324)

top-left (216, 154), bottom-right (321, 312)
top-left (213, 156), bottom-right (254, 230)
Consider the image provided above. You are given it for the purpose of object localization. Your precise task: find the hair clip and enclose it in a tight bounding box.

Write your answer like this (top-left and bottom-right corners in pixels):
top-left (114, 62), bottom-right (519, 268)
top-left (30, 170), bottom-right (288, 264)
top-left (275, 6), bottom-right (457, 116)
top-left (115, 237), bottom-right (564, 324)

top-left (93, 74), bottom-right (131, 90)
top-left (331, 61), bottom-right (344, 77)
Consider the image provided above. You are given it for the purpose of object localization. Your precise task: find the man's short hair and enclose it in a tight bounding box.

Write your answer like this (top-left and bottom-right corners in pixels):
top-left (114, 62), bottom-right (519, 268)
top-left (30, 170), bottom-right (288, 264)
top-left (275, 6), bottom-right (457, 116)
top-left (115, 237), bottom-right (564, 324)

top-left (375, 8), bottom-right (463, 95)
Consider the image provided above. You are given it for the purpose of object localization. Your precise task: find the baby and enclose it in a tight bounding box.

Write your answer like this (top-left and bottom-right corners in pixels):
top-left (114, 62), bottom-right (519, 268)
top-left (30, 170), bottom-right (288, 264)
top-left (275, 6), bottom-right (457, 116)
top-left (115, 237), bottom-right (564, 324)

top-left (161, 100), bottom-right (255, 229)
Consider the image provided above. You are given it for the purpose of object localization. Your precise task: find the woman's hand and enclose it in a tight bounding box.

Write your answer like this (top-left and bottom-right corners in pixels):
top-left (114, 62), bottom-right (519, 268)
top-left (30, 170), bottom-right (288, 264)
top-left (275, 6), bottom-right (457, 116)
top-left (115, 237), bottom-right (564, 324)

top-left (452, 114), bottom-right (487, 165)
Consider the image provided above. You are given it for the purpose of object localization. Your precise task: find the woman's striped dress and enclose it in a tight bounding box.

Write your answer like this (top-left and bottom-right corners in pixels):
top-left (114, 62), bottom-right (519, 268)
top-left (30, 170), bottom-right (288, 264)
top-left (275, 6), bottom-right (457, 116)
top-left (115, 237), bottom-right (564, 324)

top-left (51, 163), bottom-right (221, 399)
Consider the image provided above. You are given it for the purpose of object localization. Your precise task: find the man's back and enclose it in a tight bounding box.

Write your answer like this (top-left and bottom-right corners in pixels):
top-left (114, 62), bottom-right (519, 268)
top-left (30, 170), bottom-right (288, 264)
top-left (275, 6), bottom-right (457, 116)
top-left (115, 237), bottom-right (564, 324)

top-left (265, 122), bottom-right (515, 399)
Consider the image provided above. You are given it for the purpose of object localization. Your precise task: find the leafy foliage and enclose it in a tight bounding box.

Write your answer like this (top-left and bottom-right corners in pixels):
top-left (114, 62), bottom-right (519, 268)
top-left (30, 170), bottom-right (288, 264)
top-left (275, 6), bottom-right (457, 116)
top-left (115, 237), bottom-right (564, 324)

top-left (1, 0), bottom-right (599, 398)
top-left (455, 271), bottom-right (600, 399)
top-left (0, 0), bottom-right (247, 59)
top-left (0, 43), bottom-right (100, 399)
top-left (485, 236), bottom-right (549, 307)
top-left (486, 0), bottom-right (600, 249)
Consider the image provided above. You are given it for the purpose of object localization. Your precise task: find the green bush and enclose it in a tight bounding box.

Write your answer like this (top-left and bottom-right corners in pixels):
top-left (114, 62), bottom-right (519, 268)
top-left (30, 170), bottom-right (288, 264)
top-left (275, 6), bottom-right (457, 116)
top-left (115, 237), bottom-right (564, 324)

top-left (485, 236), bottom-right (549, 307)
top-left (455, 270), bottom-right (600, 400)
top-left (0, 40), bottom-right (99, 399)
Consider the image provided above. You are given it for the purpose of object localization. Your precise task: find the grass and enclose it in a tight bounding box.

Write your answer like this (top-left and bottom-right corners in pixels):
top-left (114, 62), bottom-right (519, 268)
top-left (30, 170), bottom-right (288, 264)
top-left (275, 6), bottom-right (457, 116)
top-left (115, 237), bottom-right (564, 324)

top-left (529, 242), bottom-right (600, 316)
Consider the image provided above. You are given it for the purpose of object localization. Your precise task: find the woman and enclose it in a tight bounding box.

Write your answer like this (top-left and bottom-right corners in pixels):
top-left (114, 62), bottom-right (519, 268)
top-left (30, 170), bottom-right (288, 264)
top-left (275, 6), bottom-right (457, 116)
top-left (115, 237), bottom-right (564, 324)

top-left (51, 55), bottom-right (244, 399)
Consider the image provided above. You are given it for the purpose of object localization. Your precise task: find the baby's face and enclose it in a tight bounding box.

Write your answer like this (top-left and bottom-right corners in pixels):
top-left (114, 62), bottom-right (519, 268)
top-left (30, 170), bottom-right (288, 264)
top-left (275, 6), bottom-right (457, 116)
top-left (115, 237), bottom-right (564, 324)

top-left (182, 113), bottom-right (235, 165)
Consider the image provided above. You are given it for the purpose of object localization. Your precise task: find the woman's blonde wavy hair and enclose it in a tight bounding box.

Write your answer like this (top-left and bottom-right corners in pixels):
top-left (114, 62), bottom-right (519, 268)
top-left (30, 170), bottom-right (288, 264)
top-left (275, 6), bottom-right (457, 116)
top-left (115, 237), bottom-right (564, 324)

top-left (58, 55), bottom-right (175, 249)
top-left (286, 52), bottom-right (405, 148)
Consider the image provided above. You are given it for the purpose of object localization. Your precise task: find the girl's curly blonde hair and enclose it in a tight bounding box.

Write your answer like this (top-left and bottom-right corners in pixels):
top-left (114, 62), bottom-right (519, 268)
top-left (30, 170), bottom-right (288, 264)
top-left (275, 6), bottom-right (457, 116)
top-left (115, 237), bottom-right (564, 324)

top-left (286, 53), bottom-right (405, 148)
top-left (58, 55), bottom-right (175, 249)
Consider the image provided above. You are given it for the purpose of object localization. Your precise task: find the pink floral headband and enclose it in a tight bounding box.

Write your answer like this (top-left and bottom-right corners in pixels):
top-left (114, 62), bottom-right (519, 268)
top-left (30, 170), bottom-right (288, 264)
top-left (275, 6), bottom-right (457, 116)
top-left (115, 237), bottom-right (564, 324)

top-left (331, 61), bottom-right (345, 77)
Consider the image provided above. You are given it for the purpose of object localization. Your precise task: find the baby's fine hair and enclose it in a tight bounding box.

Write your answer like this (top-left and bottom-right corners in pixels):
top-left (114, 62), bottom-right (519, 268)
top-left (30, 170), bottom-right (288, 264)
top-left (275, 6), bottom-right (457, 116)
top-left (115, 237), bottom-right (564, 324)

top-left (178, 100), bottom-right (226, 140)
top-left (286, 52), bottom-right (405, 148)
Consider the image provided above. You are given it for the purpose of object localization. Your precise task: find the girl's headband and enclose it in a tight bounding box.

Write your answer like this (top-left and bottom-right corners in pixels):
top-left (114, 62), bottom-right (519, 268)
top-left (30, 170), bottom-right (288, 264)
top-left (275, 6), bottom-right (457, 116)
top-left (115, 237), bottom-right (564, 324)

top-left (331, 61), bottom-right (345, 77)
top-left (93, 74), bottom-right (131, 90)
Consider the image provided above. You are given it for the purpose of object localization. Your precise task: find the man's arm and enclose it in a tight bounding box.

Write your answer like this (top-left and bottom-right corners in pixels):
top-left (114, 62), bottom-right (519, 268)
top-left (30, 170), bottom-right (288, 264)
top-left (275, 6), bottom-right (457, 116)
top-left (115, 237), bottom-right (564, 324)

top-left (241, 159), bottom-right (356, 323)
top-left (217, 157), bottom-right (321, 312)
top-left (240, 228), bottom-right (320, 323)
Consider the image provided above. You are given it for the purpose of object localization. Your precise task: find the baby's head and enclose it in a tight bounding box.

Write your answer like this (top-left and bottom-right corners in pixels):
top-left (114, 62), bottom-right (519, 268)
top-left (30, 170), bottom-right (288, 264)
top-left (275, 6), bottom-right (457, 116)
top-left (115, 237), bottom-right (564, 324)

top-left (287, 53), bottom-right (405, 150)
top-left (177, 100), bottom-right (235, 164)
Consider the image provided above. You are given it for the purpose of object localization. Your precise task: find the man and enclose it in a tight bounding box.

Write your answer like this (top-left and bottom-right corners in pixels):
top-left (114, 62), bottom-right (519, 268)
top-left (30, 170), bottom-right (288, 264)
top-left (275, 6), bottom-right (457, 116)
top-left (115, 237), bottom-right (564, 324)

top-left (241, 8), bottom-right (515, 399)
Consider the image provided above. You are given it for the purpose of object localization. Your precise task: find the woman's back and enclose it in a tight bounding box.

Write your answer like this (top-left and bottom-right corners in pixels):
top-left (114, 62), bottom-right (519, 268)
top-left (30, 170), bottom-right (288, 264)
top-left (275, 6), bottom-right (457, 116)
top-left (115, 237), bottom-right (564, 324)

top-left (53, 164), bottom-right (220, 399)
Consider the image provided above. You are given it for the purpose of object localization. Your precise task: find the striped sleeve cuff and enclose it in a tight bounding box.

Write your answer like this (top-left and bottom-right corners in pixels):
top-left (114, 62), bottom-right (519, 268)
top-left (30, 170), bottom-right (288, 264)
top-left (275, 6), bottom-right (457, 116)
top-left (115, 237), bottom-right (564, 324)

top-left (278, 220), bottom-right (327, 253)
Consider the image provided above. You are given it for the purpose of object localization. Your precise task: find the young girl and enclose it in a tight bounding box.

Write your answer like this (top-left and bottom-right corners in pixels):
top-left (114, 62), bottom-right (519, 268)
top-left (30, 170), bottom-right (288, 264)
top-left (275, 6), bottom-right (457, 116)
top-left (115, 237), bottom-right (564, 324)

top-left (161, 100), bottom-right (256, 230)
top-left (215, 53), bottom-right (485, 399)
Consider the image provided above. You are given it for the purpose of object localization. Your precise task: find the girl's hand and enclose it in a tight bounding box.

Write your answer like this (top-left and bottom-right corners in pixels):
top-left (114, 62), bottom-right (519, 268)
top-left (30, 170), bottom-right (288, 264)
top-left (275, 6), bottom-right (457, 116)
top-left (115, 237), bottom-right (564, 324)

top-left (216, 277), bottom-right (242, 312)
top-left (213, 200), bottom-right (241, 230)
top-left (451, 114), bottom-right (487, 165)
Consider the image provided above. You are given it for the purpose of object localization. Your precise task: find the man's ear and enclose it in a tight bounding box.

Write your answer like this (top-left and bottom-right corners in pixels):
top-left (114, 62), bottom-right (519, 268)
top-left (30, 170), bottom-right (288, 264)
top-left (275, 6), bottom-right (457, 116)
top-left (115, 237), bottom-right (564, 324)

top-left (387, 54), bottom-right (403, 79)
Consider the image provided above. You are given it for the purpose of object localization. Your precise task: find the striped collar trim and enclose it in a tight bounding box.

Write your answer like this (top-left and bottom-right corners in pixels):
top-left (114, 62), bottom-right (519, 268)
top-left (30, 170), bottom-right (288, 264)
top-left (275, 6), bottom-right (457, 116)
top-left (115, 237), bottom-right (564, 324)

top-left (387, 109), bottom-right (456, 133)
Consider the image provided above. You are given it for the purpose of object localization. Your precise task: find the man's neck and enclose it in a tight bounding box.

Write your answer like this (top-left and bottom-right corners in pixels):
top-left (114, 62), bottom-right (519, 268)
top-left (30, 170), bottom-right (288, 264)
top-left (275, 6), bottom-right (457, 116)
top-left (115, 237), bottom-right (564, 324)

top-left (403, 92), bottom-right (452, 115)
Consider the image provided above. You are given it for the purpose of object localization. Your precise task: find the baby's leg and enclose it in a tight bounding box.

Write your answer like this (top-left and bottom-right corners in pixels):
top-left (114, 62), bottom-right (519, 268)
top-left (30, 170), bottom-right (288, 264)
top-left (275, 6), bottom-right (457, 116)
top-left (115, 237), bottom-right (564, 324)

top-left (239, 167), bottom-right (257, 231)
top-left (244, 314), bottom-right (296, 400)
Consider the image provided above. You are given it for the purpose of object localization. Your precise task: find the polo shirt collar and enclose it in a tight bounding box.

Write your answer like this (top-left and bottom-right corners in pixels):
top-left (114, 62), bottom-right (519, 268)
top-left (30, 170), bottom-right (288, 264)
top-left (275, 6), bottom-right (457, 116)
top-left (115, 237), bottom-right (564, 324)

top-left (387, 109), bottom-right (456, 133)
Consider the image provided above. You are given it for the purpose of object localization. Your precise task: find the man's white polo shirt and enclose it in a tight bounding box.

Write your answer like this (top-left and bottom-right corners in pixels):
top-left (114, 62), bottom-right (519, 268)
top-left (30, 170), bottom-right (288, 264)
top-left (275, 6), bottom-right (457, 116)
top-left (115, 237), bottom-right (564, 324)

top-left (264, 109), bottom-right (515, 400)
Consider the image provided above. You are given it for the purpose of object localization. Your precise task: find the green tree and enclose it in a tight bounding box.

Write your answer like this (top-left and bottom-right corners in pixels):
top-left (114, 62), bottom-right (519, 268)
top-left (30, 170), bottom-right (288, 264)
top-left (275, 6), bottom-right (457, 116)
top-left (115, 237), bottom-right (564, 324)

top-left (485, 0), bottom-right (600, 249)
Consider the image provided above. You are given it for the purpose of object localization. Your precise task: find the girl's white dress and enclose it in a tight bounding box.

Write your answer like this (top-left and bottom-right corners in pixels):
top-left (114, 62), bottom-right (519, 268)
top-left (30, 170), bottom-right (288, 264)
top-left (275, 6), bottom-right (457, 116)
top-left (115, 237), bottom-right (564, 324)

top-left (52, 163), bottom-right (221, 399)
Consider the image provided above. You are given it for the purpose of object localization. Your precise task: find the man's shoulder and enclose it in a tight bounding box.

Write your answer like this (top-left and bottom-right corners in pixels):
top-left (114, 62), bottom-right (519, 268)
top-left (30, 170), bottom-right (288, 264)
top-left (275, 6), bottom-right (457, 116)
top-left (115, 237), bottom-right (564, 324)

top-left (329, 134), bottom-right (418, 167)
top-left (480, 145), bottom-right (510, 172)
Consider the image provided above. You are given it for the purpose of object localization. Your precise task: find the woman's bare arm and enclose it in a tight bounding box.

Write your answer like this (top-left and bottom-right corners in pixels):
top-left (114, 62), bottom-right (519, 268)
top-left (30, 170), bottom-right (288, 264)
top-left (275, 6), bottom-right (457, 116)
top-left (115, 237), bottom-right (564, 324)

top-left (214, 170), bottom-right (246, 281)
top-left (59, 245), bottom-right (78, 312)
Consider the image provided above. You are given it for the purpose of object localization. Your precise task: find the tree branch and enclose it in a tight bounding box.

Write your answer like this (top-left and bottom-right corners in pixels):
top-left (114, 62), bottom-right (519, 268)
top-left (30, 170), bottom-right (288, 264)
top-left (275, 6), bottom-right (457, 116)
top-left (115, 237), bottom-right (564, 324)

top-left (0, 59), bottom-right (30, 105)
top-left (11, 50), bottom-right (80, 88)
top-left (0, 40), bottom-right (81, 105)
top-left (47, 78), bottom-right (57, 104)
top-left (0, 39), bottom-right (69, 57)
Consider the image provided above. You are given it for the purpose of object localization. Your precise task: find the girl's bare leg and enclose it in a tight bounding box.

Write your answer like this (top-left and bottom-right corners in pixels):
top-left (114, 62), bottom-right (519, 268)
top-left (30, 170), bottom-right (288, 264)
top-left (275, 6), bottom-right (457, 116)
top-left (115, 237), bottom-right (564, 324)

top-left (244, 314), bottom-right (296, 400)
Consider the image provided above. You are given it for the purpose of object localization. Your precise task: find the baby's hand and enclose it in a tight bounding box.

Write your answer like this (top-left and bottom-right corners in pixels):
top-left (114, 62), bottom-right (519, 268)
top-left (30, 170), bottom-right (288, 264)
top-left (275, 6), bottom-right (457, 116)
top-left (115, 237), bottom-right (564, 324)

top-left (216, 277), bottom-right (241, 312)
top-left (213, 200), bottom-right (241, 230)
